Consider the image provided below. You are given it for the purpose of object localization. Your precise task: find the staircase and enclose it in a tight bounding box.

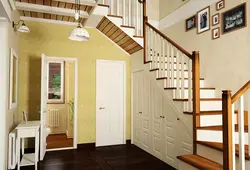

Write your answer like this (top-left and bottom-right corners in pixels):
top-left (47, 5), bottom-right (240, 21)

top-left (96, 0), bottom-right (250, 169)
top-left (96, 0), bottom-right (144, 54)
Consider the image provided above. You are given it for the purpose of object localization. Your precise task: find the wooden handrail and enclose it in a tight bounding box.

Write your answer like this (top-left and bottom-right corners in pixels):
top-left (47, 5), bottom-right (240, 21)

top-left (232, 80), bottom-right (250, 103)
top-left (145, 22), bottom-right (193, 59)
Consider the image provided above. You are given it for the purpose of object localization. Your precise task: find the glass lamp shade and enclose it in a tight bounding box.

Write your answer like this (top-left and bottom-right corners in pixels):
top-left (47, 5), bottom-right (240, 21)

top-left (68, 25), bottom-right (90, 42)
top-left (18, 23), bottom-right (30, 33)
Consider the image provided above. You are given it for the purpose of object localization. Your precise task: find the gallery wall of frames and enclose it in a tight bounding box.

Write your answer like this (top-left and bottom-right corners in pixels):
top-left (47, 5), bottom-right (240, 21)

top-left (185, 0), bottom-right (247, 40)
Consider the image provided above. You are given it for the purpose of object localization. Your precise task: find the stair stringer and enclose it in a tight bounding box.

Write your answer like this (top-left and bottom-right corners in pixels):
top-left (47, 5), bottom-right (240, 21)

top-left (197, 144), bottom-right (250, 169)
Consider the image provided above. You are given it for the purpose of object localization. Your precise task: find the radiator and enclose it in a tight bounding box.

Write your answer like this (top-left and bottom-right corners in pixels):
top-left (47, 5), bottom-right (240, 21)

top-left (8, 129), bottom-right (17, 170)
top-left (48, 109), bottom-right (60, 127)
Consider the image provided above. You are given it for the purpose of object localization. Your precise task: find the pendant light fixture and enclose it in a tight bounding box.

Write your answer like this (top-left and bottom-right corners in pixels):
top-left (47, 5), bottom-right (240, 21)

top-left (68, 0), bottom-right (90, 42)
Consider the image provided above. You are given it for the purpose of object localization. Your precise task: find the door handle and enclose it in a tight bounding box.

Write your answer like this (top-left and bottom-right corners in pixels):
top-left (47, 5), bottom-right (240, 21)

top-left (99, 107), bottom-right (105, 110)
top-left (160, 116), bottom-right (165, 119)
top-left (139, 112), bottom-right (142, 114)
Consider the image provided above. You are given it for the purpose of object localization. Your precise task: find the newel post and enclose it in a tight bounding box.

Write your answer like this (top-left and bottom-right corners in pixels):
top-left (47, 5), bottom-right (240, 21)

top-left (222, 90), bottom-right (233, 170)
top-left (192, 51), bottom-right (200, 154)
top-left (138, 0), bottom-right (147, 63)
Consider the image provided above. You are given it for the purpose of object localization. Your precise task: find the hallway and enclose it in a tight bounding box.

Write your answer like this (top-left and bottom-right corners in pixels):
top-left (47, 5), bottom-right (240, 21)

top-left (20, 144), bottom-right (176, 170)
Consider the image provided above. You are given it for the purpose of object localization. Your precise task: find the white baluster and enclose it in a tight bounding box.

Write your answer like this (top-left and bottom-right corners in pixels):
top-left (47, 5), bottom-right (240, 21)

top-left (136, 0), bottom-right (139, 35)
top-left (162, 39), bottom-right (165, 78)
top-left (123, 0), bottom-right (125, 25)
top-left (154, 32), bottom-right (157, 69)
top-left (171, 45), bottom-right (174, 87)
top-left (176, 50), bottom-right (180, 98)
top-left (188, 59), bottom-right (192, 111)
top-left (232, 103), bottom-right (236, 170)
top-left (248, 89), bottom-right (250, 157)
top-left (148, 28), bottom-right (152, 61)
top-left (238, 96), bottom-right (245, 170)
top-left (159, 36), bottom-right (163, 77)
top-left (140, 1), bottom-right (143, 36)
top-left (117, 0), bottom-right (120, 16)
top-left (110, 0), bottom-right (114, 15)
top-left (181, 54), bottom-right (185, 99)
top-left (166, 42), bottom-right (170, 87)
top-left (128, 0), bottom-right (131, 26)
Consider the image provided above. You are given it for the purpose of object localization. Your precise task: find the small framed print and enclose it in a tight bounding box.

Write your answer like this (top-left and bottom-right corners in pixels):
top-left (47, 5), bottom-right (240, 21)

top-left (216, 0), bottom-right (225, 11)
top-left (212, 27), bottom-right (220, 40)
top-left (212, 13), bottom-right (220, 26)
top-left (186, 15), bottom-right (196, 31)
top-left (197, 6), bottom-right (210, 34)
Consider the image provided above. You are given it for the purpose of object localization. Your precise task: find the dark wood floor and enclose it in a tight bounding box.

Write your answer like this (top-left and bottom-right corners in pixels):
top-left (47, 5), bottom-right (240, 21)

top-left (21, 144), bottom-right (176, 170)
top-left (46, 134), bottom-right (73, 149)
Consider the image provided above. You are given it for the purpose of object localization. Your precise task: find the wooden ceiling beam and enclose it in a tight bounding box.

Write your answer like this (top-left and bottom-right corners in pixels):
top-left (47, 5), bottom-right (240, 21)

top-left (16, 2), bottom-right (89, 18)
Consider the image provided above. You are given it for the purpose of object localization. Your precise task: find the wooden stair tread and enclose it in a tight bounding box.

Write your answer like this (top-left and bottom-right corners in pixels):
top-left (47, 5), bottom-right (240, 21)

top-left (197, 141), bottom-right (250, 160)
top-left (121, 25), bottom-right (135, 29)
top-left (133, 35), bottom-right (143, 38)
top-left (98, 4), bottom-right (110, 7)
top-left (184, 110), bottom-right (248, 115)
top-left (197, 125), bottom-right (248, 132)
top-left (107, 14), bottom-right (123, 18)
top-left (174, 98), bottom-right (221, 102)
top-left (177, 154), bottom-right (223, 170)
top-left (156, 77), bottom-right (205, 80)
top-left (165, 87), bottom-right (215, 90)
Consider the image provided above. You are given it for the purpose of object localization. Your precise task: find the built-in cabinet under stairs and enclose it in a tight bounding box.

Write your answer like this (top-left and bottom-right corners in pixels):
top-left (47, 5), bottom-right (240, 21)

top-left (97, 1), bottom-right (250, 169)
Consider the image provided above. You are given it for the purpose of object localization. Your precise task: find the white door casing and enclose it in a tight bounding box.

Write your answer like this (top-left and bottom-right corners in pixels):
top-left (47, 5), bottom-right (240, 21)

top-left (40, 54), bottom-right (48, 160)
top-left (96, 60), bottom-right (126, 147)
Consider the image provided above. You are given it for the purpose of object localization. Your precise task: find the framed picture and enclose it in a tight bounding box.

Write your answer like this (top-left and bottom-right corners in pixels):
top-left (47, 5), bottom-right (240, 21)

top-left (9, 48), bottom-right (18, 109)
top-left (212, 13), bottom-right (220, 26)
top-left (216, 0), bottom-right (225, 11)
top-left (212, 28), bottom-right (220, 40)
top-left (197, 6), bottom-right (210, 34)
top-left (186, 15), bottom-right (196, 31)
top-left (222, 3), bottom-right (247, 34)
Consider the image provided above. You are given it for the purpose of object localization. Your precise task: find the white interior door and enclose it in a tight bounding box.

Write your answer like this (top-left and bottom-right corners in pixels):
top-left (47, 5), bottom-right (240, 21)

top-left (40, 54), bottom-right (48, 160)
top-left (96, 60), bottom-right (126, 147)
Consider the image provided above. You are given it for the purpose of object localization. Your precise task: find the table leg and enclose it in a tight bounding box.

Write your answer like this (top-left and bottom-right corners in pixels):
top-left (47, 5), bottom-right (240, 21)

top-left (16, 137), bottom-right (20, 170)
top-left (35, 130), bottom-right (39, 170)
top-left (21, 138), bottom-right (24, 155)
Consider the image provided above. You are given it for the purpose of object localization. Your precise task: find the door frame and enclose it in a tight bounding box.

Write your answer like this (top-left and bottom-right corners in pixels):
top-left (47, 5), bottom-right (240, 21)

top-left (0, 17), bottom-right (8, 170)
top-left (96, 60), bottom-right (127, 146)
top-left (131, 69), bottom-right (144, 144)
top-left (43, 56), bottom-right (78, 151)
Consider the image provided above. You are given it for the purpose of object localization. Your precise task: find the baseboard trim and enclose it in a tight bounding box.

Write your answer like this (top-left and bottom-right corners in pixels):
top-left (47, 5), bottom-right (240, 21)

top-left (77, 140), bottom-right (132, 149)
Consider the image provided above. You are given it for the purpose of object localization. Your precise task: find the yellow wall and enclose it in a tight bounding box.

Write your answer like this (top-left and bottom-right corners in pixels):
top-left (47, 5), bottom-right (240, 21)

top-left (19, 22), bottom-right (131, 144)
top-left (162, 0), bottom-right (250, 95)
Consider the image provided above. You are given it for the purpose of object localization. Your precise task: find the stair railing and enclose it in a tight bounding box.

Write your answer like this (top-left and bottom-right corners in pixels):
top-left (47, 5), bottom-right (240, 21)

top-left (98, 0), bottom-right (143, 36)
top-left (222, 80), bottom-right (250, 170)
top-left (138, 0), bottom-right (200, 154)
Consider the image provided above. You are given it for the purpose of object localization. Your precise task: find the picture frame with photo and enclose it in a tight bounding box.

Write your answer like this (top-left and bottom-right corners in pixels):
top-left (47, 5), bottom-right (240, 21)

top-left (212, 13), bottom-right (220, 26)
top-left (212, 28), bottom-right (220, 40)
top-left (216, 0), bottom-right (225, 11)
top-left (197, 6), bottom-right (210, 34)
top-left (222, 3), bottom-right (247, 34)
top-left (186, 15), bottom-right (196, 31)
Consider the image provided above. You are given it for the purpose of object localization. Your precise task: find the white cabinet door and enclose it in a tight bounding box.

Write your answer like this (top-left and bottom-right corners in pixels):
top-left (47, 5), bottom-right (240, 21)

top-left (150, 83), bottom-right (164, 159)
top-left (162, 99), bottom-right (179, 169)
top-left (133, 71), bottom-right (143, 147)
top-left (140, 74), bottom-right (151, 152)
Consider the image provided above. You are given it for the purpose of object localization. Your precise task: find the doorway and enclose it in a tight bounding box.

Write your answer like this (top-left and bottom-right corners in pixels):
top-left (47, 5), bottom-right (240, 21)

top-left (40, 55), bottom-right (78, 160)
top-left (96, 60), bottom-right (126, 147)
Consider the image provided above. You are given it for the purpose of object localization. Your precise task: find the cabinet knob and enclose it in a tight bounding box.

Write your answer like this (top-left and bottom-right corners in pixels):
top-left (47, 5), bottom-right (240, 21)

top-left (177, 118), bottom-right (180, 120)
top-left (139, 112), bottom-right (142, 114)
top-left (99, 107), bottom-right (105, 110)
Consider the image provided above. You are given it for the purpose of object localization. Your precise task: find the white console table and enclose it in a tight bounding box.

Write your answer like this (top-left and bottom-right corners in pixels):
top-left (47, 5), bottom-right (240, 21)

top-left (16, 121), bottom-right (40, 170)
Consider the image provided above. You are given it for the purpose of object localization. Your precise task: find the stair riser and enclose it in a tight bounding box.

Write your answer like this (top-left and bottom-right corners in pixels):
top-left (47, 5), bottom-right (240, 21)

top-left (151, 63), bottom-right (188, 70)
top-left (197, 130), bottom-right (249, 144)
top-left (106, 16), bottom-right (123, 27)
top-left (120, 27), bottom-right (135, 37)
top-left (163, 79), bottom-right (206, 88)
top-left (173, 89), bottom-right (216, 99)
top-left (182, 101), bottom-right (222, 112)
top-left (200, 114), bottom-right (237, 126)
top-left (148, 55), bottom-right (177, 62)
top-left (197, 144), bottom-right (250, 169)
